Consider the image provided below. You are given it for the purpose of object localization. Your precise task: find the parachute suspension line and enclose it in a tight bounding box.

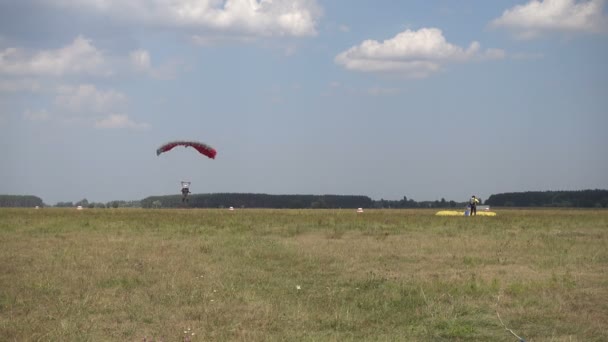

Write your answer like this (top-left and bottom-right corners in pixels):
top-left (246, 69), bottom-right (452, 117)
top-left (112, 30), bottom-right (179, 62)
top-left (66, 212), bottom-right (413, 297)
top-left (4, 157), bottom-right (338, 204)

top-left (495, 295), bottom-right (526, 342)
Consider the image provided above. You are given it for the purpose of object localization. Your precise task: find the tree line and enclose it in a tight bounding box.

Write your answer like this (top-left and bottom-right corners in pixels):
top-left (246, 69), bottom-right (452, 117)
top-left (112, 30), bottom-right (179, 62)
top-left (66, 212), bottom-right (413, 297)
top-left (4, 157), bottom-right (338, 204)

top-left (0, 195), bottom-right (43, 208)
top-left (0, 195), bottom-right (141, 208)
top-left (371, 196), bottom-right (469, 209)
top-left (2, 190), bottom-right (607, 208)
top-left (0, 193), bottom-right (466, 209)
top-left (139, 193), bottom-right (472, 209)
top-left (485, 190), bottom-right (608, 208)
top-left (141, 193), bottom-right (374, 209)
top-left (55, 199), bottom-right (142, 208)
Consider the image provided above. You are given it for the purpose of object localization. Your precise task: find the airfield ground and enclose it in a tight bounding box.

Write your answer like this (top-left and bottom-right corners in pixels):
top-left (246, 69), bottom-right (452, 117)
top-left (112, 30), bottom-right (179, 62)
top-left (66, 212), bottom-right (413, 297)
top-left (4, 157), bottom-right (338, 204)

top-left (1, 208), bottom-right (606, 341)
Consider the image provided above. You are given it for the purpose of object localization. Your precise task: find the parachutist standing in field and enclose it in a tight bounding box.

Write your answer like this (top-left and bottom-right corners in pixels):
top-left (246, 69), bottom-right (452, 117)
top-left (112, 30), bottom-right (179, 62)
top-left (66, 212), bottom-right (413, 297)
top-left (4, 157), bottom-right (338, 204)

top-left (469, 195), bottom-right (479, 216)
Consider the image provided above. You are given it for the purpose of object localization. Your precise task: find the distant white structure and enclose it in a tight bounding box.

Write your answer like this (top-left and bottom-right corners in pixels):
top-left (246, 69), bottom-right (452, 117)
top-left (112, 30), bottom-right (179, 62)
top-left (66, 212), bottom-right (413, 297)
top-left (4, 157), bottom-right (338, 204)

top-left (35, 206), bottom-right (40, 209)
top-left (356, 208), bottom-right (364, 213)
top-left (229, 206), bottom-right (234, 211)
top-left (76, 206), bottom-right (83, 210)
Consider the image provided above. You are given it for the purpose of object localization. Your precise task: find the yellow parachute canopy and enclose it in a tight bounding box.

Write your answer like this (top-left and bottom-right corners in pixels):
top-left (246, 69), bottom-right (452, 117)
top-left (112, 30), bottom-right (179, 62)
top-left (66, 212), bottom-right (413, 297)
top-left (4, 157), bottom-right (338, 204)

top-left (435, 211), bottom-right (497, 217)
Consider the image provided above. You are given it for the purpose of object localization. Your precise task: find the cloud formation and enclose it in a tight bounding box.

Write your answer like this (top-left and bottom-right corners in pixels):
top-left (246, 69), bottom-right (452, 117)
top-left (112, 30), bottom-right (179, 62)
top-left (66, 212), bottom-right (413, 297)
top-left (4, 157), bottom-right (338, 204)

top-left (55, 84), bottom-right (126, 114)
top-left (129, 49), bottom-right (182, 79)
top-left (0, 36), bottom-right (106, 76)
top-left (43, 0), bottom-right (321, 37)
top-left (23, 108), bottom-right (50, 122)
top-left (95, 114), bottom-right (150, 130)
top-left (367, 86), bottom-right (401, 96)
top-left (0, 36), bottom-right (153, 130)
top-left (40, 85), bottom-right (149, 129)
top-left (130, 49), bottom-right (151, 71)
top-left (335, 28), bottom-right (504, 78)
top-left (492, 0), bottom-right (608, 39)
top-left (0, 78), bottom-right (42, 93)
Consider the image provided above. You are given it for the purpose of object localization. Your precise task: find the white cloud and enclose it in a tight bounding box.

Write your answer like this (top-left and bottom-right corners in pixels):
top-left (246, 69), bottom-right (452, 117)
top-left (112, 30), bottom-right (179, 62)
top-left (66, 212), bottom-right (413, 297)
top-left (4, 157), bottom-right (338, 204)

top-left (484, 48), bottom-right (507, 60)
top-left (44, 0), bottom-right (321, 37)
top-left (128, 49), bottom-right (183, 79)
top-left (0, 36), bottom-right (107, 76)
top-left (492, 0), bottom-right (608, 39)
top-left (55, 84), bottom-right (126, 114)
top-left (339, 25), bottom-right (350, 33)
top-left (23, 108), bottom-right (50, 121)
top-left (335, 28), bottom-right (504, 78)
top-left (130, 49), bottom-right (151, 71)
top-left (95, 114), bottom-right (150, 130)
top-left (0, 79), bottom-right (43, 93)
top-left (367, 87), bottom-right (401, 96)
top-left (283, 45), bottom-right (297, 56)
top-left (511, 52), bottom-right (545, 60)
top-left (15, 85), bottom-right (145, 128)
top-left (191, 34), bottom-right (255, 45)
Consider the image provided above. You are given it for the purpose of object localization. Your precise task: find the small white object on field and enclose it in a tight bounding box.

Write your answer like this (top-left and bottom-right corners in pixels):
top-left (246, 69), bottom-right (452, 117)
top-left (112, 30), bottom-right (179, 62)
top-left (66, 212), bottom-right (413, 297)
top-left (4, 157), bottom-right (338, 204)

top-left (229, 206), bottom-right (234, 210)
top-left (296, 285), bottom-right (301, 290)
top-left (356, 208), bottom-right (364, 213)
top-left (76, 206), bottom-right (83, 210)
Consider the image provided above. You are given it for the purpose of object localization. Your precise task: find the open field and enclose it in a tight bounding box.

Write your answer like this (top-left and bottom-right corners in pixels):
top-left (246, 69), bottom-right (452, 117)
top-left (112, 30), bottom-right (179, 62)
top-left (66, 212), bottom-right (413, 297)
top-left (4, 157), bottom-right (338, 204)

top-left (1, 208), bottom-right (607, 341)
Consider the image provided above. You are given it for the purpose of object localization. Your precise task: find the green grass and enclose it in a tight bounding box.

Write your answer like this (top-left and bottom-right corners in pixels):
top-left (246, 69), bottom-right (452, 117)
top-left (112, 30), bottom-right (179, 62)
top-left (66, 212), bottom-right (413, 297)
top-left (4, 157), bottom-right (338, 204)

top-left (1, 208), bottom-right (607, 341)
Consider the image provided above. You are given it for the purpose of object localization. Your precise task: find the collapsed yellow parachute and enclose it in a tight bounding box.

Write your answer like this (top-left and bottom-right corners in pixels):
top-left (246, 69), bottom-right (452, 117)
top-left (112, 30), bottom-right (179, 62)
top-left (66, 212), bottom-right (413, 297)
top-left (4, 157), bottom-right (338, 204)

top-left (435, 211), bottom-right (497, 217)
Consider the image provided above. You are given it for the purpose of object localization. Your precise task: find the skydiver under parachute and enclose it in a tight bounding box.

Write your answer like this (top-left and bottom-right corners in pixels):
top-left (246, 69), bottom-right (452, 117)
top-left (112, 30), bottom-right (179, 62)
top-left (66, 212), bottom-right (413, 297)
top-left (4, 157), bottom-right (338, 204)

top-left (156, 140), bottom-right (217, 202)
top-left (181, 181), bottom-right (191, 203)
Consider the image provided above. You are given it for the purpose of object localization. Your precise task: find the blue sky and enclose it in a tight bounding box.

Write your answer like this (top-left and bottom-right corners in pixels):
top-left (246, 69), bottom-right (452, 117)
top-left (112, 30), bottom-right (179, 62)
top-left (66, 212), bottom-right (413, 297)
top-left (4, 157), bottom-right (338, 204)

top-left (1, 0), bottom-right (607, 204)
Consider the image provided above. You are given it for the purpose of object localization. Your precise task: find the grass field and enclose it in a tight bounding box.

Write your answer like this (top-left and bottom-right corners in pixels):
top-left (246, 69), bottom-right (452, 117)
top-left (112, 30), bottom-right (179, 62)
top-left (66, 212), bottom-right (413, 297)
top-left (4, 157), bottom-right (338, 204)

top-left (1, 208), bottom-right (607, 341)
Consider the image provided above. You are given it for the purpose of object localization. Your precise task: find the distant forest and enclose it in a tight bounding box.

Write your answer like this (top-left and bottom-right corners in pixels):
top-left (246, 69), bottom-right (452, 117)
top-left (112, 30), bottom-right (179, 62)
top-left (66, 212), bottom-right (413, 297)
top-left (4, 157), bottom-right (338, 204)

top-left (1, 190), bottom-right (607, 208)
top-left (141, 193), bottom-right (374, 209)
top-left (485, 190), bottom-right (608, 208)
top-left (139, 194), bottom-right (472, 209)
top-left (0, 195), bottom-right (43, 208)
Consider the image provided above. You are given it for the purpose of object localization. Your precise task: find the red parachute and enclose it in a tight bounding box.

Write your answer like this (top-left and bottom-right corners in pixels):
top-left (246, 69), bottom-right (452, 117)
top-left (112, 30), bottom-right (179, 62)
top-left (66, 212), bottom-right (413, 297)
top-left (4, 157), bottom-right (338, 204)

top-left (156, 140), bottom-right (217, 159)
